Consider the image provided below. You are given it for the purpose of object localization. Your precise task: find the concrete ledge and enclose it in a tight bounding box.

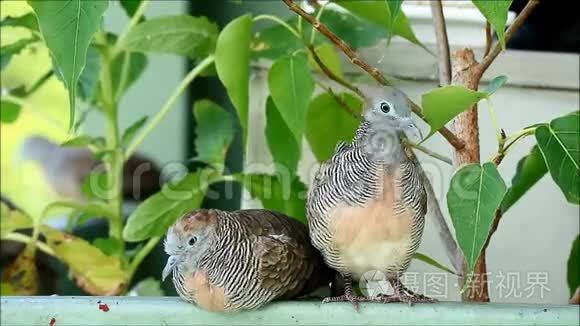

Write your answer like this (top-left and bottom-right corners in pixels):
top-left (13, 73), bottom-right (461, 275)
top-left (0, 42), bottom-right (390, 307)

top-left (1, 296), bottom-right (579, 325)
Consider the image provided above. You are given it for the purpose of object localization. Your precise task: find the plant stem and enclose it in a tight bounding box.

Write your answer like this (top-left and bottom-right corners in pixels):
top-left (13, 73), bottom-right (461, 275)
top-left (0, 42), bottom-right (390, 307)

top-left (3, 232), bottom-right (55, 257)
top-left (98, 38), bottom-right (125, 254)
top-left (309, 1), bottom-right (328, 45)
top-left (409, 142), bottom-right (453, 165)
top-left (125, 55), bottom-right (215, 158)
top-left (112, 0), bottom-right (150, 58)
top-left (485, 99), bottom-right (502, 143)
top-left (253, 15), bottom-right (301, 38)
top-left (127, 236), bottom-right (161, 280)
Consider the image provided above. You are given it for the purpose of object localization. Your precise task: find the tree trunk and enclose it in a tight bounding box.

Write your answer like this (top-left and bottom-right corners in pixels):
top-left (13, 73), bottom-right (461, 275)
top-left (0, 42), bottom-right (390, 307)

top-left (451, 48), bottom-right (489, 302)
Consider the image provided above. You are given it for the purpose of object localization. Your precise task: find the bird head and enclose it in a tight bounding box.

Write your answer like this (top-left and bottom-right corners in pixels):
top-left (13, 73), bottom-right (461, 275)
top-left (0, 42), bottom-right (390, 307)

top-left (364, 87), bottom-right (423, 142)
top-left (162, 209), bottom-right (218, 281)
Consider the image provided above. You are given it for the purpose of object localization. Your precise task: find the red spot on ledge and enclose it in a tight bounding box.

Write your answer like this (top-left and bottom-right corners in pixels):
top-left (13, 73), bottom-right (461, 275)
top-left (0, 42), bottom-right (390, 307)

top-left (49, 317), bottom-right (56, 326)
top-left (97, 301), bottom-right (110, 312)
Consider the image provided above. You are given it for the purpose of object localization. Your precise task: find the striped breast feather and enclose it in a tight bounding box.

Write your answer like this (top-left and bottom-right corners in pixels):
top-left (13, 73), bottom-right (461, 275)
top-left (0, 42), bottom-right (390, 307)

top-left (308, 142), bottom-right (376, 216)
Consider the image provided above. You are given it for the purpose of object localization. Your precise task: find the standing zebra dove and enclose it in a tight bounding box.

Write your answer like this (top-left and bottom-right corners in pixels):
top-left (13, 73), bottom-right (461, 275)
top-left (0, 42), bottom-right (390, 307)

top-left (307, 88), bottom-right (435, 307)
top-left (162, 208), bottom-right (332, 312)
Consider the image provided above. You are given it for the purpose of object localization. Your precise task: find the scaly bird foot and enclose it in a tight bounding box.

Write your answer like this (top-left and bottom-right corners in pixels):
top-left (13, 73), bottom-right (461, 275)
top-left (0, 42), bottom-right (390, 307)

top-left (322, 294), bottom-right (372, 312)
top-left (381, 278), bottom-right (438, 305)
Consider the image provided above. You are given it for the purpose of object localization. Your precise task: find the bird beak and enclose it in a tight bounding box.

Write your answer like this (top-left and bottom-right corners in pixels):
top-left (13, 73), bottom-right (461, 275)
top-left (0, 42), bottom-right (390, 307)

top-left (162, 255), bottom-right (178, 281)
top-left (400, 117), bottom-right (423, 142)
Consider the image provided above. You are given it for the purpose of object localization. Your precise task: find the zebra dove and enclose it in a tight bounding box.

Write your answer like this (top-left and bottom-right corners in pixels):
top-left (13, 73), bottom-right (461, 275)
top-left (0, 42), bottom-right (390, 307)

top-left (307, 88), bottom-right (435, 307)
top-left (162, 208), bottom-right (331, 312)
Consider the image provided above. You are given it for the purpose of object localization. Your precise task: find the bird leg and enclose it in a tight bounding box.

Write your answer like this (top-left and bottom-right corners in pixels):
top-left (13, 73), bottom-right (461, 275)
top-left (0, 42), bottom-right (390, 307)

top-left (376, 278), bottom-right (437, 305)
top-left (322, 275), bottom-right (373, 311)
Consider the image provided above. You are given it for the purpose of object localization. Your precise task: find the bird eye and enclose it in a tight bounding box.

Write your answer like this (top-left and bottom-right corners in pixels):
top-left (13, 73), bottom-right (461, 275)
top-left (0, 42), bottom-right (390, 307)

top-left (188, 236), bottom-right (197, 246)
top-left (380, 102), bottom-right (391, 113)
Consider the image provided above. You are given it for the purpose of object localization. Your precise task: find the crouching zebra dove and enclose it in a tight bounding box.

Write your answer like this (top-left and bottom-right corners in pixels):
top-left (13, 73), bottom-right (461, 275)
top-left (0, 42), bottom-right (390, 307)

top-left (307, 88), bottom-right (436, 308)
top-left (163, 208), bottom-right (332, 312)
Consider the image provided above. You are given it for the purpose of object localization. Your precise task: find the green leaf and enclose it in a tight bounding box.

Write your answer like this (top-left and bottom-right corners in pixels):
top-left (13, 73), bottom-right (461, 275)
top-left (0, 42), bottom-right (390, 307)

top-left (0, 283), bottom-right (16, 296)
top-left (123, 170), bottom-right (219, 242)
top-left (567, 235), bottom-right (580, 297)
top-left (77, 47), bottom-right (100, 101)
top-left (500, 145), bottom-right (547, 214)
top-left (192, 100), bottom-right (234, 166)
top-left (215, 14), bottom-right (251, 146)
top-left (308, 42), bottom-right (343, 78)
top-left (0, 203), bottom-right (33, 236)
top-left (129, 277), bottom-right (164, 296)
top-left (236, 174), bottom-right (308, 224)
top-left (414, 252), bottom-right (457, 275)
top-left (1, 37), bottom-right (37, 69)
top-left (110, 51), bottom-right (148, 96)
top-left (319, 9), bottom-right (388, 49)
top-left (421, 86), bottom-right (488, 139)
top-left (0, 100), bottom-right (22, 124)
top-left (268, 53), bottom-right (314, 145)
top-left (306, 92), bottom-right (363, 162)
top-left (42, 226), bottom-right (127, 295)
top-left (265, 96), bottom-right (300, 177)
top-left (252, 18), bottom-right (303, 59)
top-left (447, 162), bottom-right (507, 279)
top-left (121, 116), bottom-right (148, 148)
top-left (335, 0), bottom-right (423, 47)
top-left (121, 15), bottom-right (218, 58)
top-left (28, 0), bottom-right (109, 130)
top-left (472, 0), bottom-right (513, 48)
top-left (0, 13), bottom-right (39, 31)
top-left (484, 75), bottom-right (508, 96)
top-left (61, 135), bottom-right (94, 147)
top-left (93, 237), bottom-right (123, 256)
top-left (535, 112), bottom-right (580, 204)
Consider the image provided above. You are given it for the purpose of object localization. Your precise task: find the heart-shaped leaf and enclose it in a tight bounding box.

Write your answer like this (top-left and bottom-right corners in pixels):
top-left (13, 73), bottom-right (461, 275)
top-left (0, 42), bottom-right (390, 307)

top-left (447, 162), bottom-right (507, 278)
top-left (306, 92), bottom-right (363, 162)
top-left (500, 145), bottom-right (547, 214)
top-left (121, 15), bottom-right (218, 58)
top-left (215, 14), bottom-right (252, 146)
top-left (123, 170), bottom-right (219, 242)
top-left (192, 100), bottom-right (234, 166)
top-left (422, 86), bottom-right (488, 138)
top-left (472, 0), bottom-right (513, 48)
top-left (28, 0), bottom-right (109, 130)
top-left (42, 226), bottom-right (127, 295)
top-left (535, 111), bottom-right (580, 204)
top-left (265, 96), bottom-right (300, 177)
top-left (268, 53), bottom-right (314, 145)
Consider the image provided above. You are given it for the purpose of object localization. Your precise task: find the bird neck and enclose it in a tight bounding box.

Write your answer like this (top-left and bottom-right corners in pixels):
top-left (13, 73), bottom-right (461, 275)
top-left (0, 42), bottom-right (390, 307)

top-left (353, 120), bottom-right (406, 166)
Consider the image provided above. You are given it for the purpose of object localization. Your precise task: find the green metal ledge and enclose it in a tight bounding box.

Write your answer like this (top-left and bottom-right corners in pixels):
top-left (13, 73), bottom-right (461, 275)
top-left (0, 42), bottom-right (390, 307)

top-left (1, 296), bottom-right (578, 325)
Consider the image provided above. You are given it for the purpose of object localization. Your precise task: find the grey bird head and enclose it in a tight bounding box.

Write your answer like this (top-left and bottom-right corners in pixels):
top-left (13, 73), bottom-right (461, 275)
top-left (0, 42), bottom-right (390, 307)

top-left (360, 88), bottom-right (422, 162)
top-left (162, 209), bottom-right (217, 281)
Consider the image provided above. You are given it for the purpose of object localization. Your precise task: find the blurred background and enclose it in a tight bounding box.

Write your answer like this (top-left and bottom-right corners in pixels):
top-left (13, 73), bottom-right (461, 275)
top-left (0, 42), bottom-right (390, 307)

top-left (1, 1), bottom-right (578, 304)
